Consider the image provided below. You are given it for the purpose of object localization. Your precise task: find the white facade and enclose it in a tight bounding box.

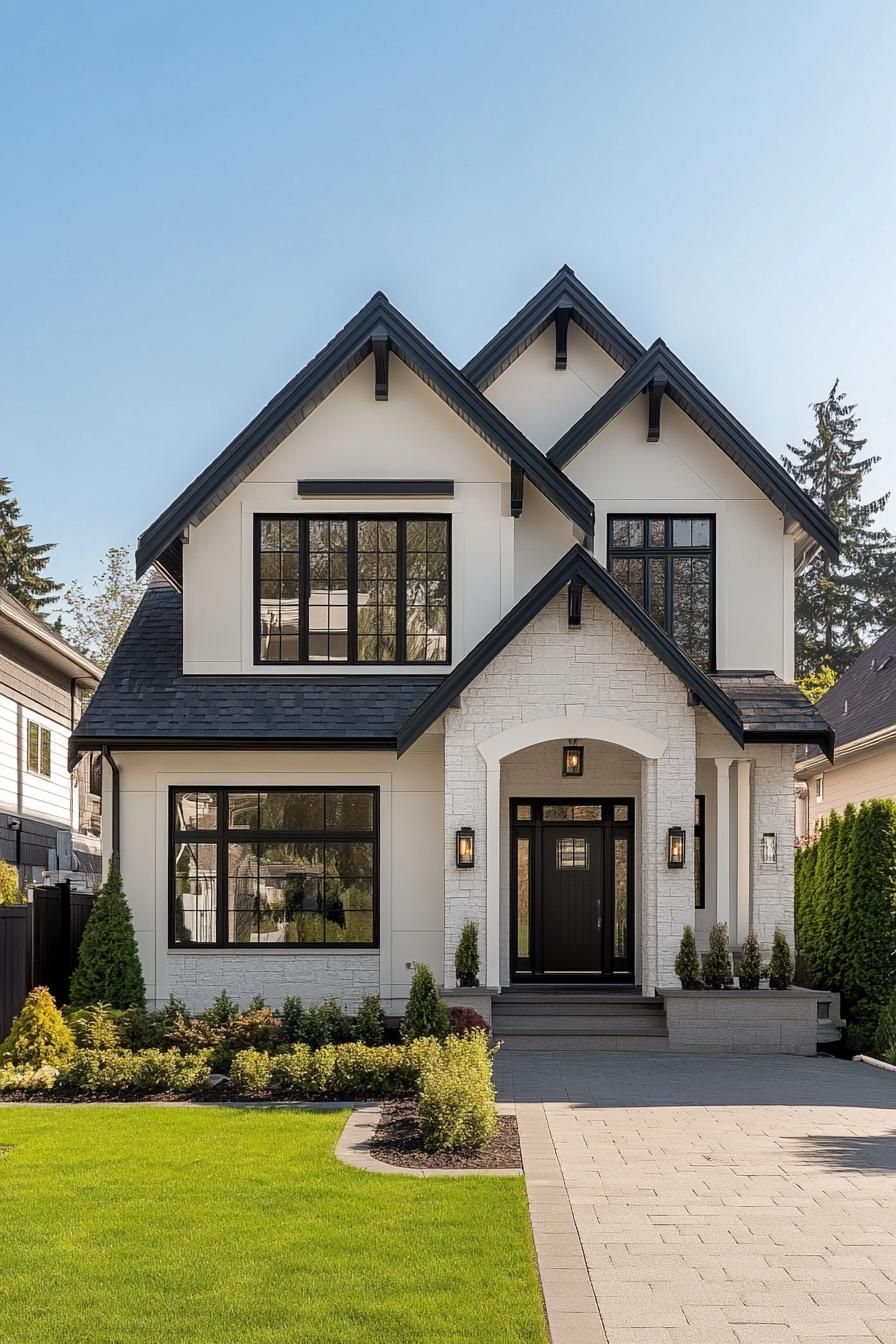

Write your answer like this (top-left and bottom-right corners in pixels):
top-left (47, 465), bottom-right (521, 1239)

top-left (88, 276), bottom-right (827, 1011)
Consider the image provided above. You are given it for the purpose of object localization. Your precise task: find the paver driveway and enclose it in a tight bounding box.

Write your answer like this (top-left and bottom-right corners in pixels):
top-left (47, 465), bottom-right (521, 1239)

top-left (494, 1051), bottom-right (896, 1344)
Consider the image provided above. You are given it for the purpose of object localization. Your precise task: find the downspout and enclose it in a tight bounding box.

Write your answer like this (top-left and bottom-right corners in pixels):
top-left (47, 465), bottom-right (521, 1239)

top-left (101, 746), bottom-right (120, 859)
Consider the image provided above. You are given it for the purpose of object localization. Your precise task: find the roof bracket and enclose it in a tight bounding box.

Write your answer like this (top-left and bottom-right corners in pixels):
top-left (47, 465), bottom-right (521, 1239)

top-left (647, 374), bottom-right (667, 442)
top-left (372, 326), bottom-right (389, 401)
top-left (568, 578), bottom-right (583, 627)
top-left (510, 462), bottom-right (524, 517)
top-left (554, 304), bottom-right (572, 370)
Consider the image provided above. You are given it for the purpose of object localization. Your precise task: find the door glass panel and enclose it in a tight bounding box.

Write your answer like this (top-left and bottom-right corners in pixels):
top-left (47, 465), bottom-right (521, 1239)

top-left (613, 804), bottom-right (629, 822)
top-left (515, 803), bottom-right (532, 821)
top-left (542, 805), bottom-right (573, 821)
top-left (516, 837), bottom-right (530, 958)
top-left (614, 836), bottom-right (628, 959)
top-left (557, 837), bottom-right (589, 869)
top-left (572, 804), bottom-right (601, 821)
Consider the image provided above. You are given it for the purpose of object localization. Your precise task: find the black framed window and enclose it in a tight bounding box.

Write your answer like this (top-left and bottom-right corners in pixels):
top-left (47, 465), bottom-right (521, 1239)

top-left (608, 515), bottom-right (714, 669)
top-left (170, 787), bottom-right (378, 948)
top-left (694, 794), bottom-right (705, 909)
top-left (255, 515), bottom-right (450, 665)
top-left (26, 720), bottom-right (51, 778)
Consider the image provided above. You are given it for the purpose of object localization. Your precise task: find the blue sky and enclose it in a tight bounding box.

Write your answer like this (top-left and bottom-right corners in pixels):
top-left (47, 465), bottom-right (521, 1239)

top-left (2, 0), bottom-right (894, 599)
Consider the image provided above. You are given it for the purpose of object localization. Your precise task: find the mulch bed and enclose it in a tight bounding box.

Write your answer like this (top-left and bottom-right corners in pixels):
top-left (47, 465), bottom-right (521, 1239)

top-left (370, 1099), bottom-right (521, 1170)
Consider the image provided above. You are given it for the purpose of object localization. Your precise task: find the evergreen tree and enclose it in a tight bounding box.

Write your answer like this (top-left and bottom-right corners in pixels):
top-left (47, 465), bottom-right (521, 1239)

top-left (702, 922), bottom-right (732, 990)
top-left (737, 928), bottom-right (762, 990)
top-left (69, 856), bottom-right (146, 1010)
top-left (674, 924), bottom-right (701, 989)
top-left (796, 828), bottom-right (820, 986)
top-left (768, 929), bottom-right (795, 991)
top-left (830, 803), bottom-right (857, 991)
top-left (843, 800), bottom-right (896, 1046)
top-left (783, 384), bottom-right (894, 676)
top-left (400, 963), bottom-right (451, 1041)
top-left (60, 545), bottom-right (148, 669)
top-left (0, 477), bottom-right (61, 612)
top-left (814, 811), bottom-right (840, 986)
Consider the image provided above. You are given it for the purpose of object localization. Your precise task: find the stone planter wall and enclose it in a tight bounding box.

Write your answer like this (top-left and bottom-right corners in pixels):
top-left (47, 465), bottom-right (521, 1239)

top-left (440, 986), bottom-right (497, 1027)
top-left (660, 986), bottom-right (836, 1056)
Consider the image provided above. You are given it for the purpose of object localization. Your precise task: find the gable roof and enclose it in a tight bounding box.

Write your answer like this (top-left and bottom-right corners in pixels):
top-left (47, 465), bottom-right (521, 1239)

top-left (547, 339), bottom-right (839, 562)
top-left (462, 265), bottom-right (645, 389)
top-left (397, 545), bottom-right (744, 755)
top-left (797, 626), bottom-right (896, 771)
top-left (136, 293), bottom-right (595, 586)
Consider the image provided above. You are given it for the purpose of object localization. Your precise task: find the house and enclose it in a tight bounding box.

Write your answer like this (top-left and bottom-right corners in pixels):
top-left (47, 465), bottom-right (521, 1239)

top-left (70, 266), bottom-right (835, 1017)
top-left (0, 587), bottom-right (103, 888)
top-left (795, 627), bottom-right (896, 836)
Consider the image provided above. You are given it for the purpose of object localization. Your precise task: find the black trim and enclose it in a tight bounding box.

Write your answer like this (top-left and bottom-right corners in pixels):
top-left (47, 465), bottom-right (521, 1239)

top-left (746, 728), bottom-right (835, 761)
top-left (548, 340), bottom-right (838, 560)
top-left (136, 292), bottom-right (594, 582)
top-left (567, 579), bottom-right (583, 628)
top-left (73, 737), bottom-right (399, 765)
top-left (647, 376), bottom-right (666, 443)
top-left (463, 265), bottom-right (645, 388)
top-left (554, 304), bottom-right (571, 371)
top-left (297, 480), bottom-right (455, 498)
top-left (510, 463), bottom-right (524, 518)
top-left (372, 327), bottom-right (389, 401)
top-left (694, 794), bottom-right (705, 910)
top-left (397, 545), bottom-right (745, 755)
top-left (168, 785), bottom-right (379, 951)
top-left (254, 513), bottom-right (452, 667)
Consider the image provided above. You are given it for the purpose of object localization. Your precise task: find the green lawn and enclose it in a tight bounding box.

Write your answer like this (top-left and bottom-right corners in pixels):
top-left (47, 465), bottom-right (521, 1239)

top-left (0, 1106), bottom-right (547, 1344)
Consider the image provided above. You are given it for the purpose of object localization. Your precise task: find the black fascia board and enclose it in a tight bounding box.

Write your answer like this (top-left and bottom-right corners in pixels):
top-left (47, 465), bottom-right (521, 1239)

top-left (397, 545), bottom-right (744, 755)
top-left (463, 265), bottom-right (646, 389)
top-left (297, 479), bottom-right (455, 497)
top-left (746, 727), bottom-right (835, 763)
top-left (68, 734), bottom-right (399, 771)
top-left (547, 340), bottom-right (839, 560)
top-left (136, 293), bottom-right (594, 582)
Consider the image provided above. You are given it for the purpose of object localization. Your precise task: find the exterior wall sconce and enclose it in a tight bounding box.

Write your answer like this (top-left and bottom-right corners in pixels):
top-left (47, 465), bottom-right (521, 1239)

top-left (562, 743), bottom-right (584, 777)
top-left (761, 832), bottom-right (778, 865)
top-left (667, 826), bottom-right (686, 869)
top-left (455, 827), bottom-right (475, 868)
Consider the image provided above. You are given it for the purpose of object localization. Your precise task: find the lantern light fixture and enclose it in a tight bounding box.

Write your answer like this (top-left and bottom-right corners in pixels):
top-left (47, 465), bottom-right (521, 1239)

top-left (455, 827), bottom-right (475, 868)
top-left (562, 742), bottom-right (584, 777)
top-left (667, 825), bottom-right (686, 869)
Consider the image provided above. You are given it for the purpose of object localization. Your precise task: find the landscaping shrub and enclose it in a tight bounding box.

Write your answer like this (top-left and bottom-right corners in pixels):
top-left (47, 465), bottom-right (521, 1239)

top-left (0, 856), bottom-right (23, 905)
top-left (737, 928), bottom-right (762, 991)
top-left (164, 1012), bottom-right (220, 1057)
top-left (0, 1063), bottom-right (59, 1091)
top-left (301, 998), bottom-right (353, 1048)
top-left (308, 1043), bottom-right (337, 1094)
top-left (203, 991), bottom-right (240, 1028)
top-left (401, 964), bottom-right (450, 1041)
top-left (62, 1049), bottom-right (138, 1092)
top-left (330, 1042), bottom-right (404, 1097)
top-left (355, 994), bottom-right (385, 1046)
top-left (247, 994), bottom-right (266, 1012)
top-left (768, 928), bottom-right (794, 991)
top-left (0, 987), bottom-right (75, 1067)
top-left (221, 1007), bottom-right (279, 1060)
top-left (280, 996), bottom-right (304, 1044)
top-left (702, 923), bottom-right (731, 991)
top-left (674, 925), bottom-right (701, 990)
top-left (269, 1043), bottom-right (313, 1094)
top-left (70, 1003), bottom-right (121, 1051)
top-left (417, 1030), bottom-right (498, 1152)
top-left (454, 920), bottom-right (480, 988)
top-left (229, 1048), bottom-right (273, 1095)
top-left (794, 840), bottom-right (818, 985)
top-left (448, 1006), bottom-right (489, 1037)
top-left (874, 989), bottom-right (896, 1057)
top-left (814, 810), bottom-right (840, 988)
top-left (69, 856), bottom-right (146, 1010)
top-left (116, 1006), bottom-right (167, 1051)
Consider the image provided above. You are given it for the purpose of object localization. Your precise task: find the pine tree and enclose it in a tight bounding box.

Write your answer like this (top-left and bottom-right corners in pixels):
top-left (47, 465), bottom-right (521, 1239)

top-left (69, 856), bottom-right (146, 1010)
top-left (0, 477), bottom-right (61, 612)
top-left (783, 384), bottom-right (894, 676)
top-left (702, 922), bottom-right (732, 990)
top-left (768, 929), bottom-right (795, 991)
top-left (60, 545), bottom-right (148, 668)
top-left (830, 803), bottom-right (857, 991)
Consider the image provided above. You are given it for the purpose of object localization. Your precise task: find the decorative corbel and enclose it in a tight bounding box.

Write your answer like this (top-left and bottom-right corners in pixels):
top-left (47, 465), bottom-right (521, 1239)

top-left (554, 304), bottom-right (572, 370)
top-left (372, 325), bottom-right (389, 401)
top-left (568, 578), bottom-right (583, 627)
top-left (647, 374), bottom-right (667, 442)
top-left (510, 462), bottom-right (524, 518)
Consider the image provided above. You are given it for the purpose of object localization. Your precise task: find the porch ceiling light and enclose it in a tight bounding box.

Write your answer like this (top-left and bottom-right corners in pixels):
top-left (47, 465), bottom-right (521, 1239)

top-left (667, 826), bottom-right (686, 869)
top-left (455, 827), bottom-right (475, 868)
top-left (562, 742), bottom-right (584, 777)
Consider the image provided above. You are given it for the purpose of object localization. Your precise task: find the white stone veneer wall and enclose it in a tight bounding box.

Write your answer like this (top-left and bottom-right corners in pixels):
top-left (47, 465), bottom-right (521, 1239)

top-left (167, 952), bottom-right (379, 1015)
top-left (750, 742), bottom-right (797, 950)
top-left (443, 590), bottom-right (697, 993)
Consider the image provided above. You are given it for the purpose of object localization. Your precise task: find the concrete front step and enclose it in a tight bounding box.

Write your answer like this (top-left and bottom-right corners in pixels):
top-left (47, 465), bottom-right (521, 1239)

top-left (494, 1014), bottom-right (666, 1034)
top-left (494, 999), bottom-right (663, 1017)
top-left (496, 1032), bottom-right (669, 1052)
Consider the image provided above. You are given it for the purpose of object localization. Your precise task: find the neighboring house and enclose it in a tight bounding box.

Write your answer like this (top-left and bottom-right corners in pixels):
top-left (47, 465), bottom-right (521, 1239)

top-left (0, 587), bottom-right (103, 888)
top-left (70, 266), bottom-right (835, 1013)
top-left (795, 627), bottom-right (896, 837)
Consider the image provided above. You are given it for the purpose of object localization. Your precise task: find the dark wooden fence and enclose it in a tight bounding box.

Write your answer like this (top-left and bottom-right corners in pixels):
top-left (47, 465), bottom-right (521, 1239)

top-left (0, 881), bottom-right (96, 1039)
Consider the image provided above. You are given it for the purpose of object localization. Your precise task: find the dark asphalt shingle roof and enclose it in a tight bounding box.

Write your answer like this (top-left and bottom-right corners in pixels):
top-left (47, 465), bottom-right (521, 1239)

top-left (712, 672), bottom-right (834, 750)
top-left (70, 584), bottom-right (444, 758)
top-left (799, 625), bottom-right (896, 767)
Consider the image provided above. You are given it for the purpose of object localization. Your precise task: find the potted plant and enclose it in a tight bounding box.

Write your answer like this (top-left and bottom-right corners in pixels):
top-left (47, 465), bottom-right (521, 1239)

top-left (454, 920), bottom-right (480, 988)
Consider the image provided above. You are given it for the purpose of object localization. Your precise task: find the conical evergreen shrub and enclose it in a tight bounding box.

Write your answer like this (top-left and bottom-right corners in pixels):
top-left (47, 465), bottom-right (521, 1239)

top-left (400, 963), bottom-right (451, 1041)
top-left (844, 800), bottom-right (896, 1036)
top-left (702, 922), bottom-right (731, 990)
top-left (0, 986), bottom-right (75, 1067)
top-left (737, 928), bottom-right (762, 990)
top-left (768, 928), bottom-right (794, 990)
top-left (829, 802), bottom-right (857, 990)
top-left (815, 810), bottom-right (840, 986)
top-left (69, 856), bottom-right (146, 1010)
top-left (795, 841), bottom-right (817, 985)
top-left (674, 925), bottom-right (701, 989)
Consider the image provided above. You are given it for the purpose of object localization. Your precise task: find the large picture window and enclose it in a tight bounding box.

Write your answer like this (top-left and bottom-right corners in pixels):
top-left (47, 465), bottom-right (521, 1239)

top-left (255, 515), bottom-right (450, 665)
top-left (170, 788), bottom-right (378, 948)
top-left (608, 515), bottom-right (714, 669)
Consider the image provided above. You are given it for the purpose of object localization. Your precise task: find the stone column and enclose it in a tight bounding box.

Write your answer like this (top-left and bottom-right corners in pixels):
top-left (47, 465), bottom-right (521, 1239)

top-left (735, 758), bottom-right (752, 944)
top-left (714, 758), bottom-right (734, 935)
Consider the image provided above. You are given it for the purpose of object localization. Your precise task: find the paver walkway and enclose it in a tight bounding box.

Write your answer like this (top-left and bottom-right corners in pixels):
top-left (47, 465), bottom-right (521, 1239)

top-left (494, 1051), bottom-right (896, 1344)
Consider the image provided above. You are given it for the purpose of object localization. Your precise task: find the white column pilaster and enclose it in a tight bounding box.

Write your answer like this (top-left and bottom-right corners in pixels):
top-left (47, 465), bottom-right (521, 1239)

top-left (485, 765), bottom-right (501, 987)
top-left (714, 758), bottom-right (734, 934)
top-left (735, 758), bottom-right (751, 944)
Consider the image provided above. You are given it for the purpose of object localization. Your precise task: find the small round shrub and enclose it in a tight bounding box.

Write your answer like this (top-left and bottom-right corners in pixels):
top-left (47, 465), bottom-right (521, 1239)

top-left (0, 987), bottom-right (75, 1068)
top-left (247, 994), bottom-right (266, 1012)
top-left (132, 1048), bottom-right (211, 1094)
top-left (0, 857), bottom-right (23, 905)
top-left (355, 994), bottom-right (385, 1046)
top-left (301, 998), bottom-right (353, 1048)
top-left (270, 1043), bottom-right (313, 1095)
top-left (0, 1063), bottom-right (59, 1092)
top-left (71, 1003), bottom-right (121, 1051)
top-left (401, 964), bottom-right (451, 1041)
top-left (448, 1006), bottom-right (489, 1037)
top-left (417, 1031), bottom-right (498, 1152)
top-left (230, 1048), bottom-right (273, 1095)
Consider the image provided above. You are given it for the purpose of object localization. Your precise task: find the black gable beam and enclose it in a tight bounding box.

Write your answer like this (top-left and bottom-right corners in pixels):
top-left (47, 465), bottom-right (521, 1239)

top-left (568, 578), bottom-right (583, 627)
top-left (554, 304), bottom-right (572, 370)
top-left (372, 326), bottom-right (389, 401)
top-left (510, 463), bottom-right (524, 517)
top-left (647, 374), bottom-right (667, 442)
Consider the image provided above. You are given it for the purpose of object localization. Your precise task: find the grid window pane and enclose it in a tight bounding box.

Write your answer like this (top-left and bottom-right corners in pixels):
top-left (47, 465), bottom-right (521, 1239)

top-left (609, 516), bottom-right (713, 669)
top-left (357, 520), bottom-right (397, 663)
top-left (612, 518), bottom-right (644, 548)
top-left (309, 520), bottom-right (348, 662)
top-left (173, 841), bottom-right (218, 944)
top-left (672, 555), bottom-right (711, 668)
top-left (557, 837), bottom-right (589, 869)
top-left (27, 721), bottom-right (39, 773)
top-left (609, 556), bottom-right (644, 604)
top-left (260, 791), bottom-right (325, 832)
top-left (405, 518), bottom-right (449, 662)
top-left (258, 518), bottom-right (302, 663)
top-left (175, 791), bottom-right (218, 832)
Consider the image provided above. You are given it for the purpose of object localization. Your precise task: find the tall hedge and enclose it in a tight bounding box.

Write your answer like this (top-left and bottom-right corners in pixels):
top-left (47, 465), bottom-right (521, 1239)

top-left (795, 799), bottom-right (896, 1051)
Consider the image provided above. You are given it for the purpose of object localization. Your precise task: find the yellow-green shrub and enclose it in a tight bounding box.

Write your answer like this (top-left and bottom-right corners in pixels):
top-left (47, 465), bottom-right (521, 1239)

top-left (0, 1063), bottom-right (59, 1092)
top-left (0, 857), bottom-right (23, 905)
top-left (270, 1043), bottom-right (313, 1094)
top-left (69, 1003), bottom-right (121, 1050)
top-left (417, 1030), bottom-right (498, 1152)
top-left (229, 1048), bottom-right (273, 1095)
top-left (61, 1047), bottom-right (211, 1094)
top-left (0, 987), bottom-right (75, 1068)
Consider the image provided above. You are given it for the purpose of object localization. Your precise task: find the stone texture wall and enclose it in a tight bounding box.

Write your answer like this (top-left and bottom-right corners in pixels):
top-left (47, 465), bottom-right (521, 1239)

top-left (167, 952), bottom-right (379, 1014)
top-left (443, 590), bottom-right (697, 992)
top-left (751, 742), bottom-right (797, 950)
top-left (663, 988), bottom-right (819, 1055)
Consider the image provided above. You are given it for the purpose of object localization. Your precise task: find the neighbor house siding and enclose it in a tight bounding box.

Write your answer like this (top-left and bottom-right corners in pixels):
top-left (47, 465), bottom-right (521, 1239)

top-left (804, 742), bottom-right (896, 833)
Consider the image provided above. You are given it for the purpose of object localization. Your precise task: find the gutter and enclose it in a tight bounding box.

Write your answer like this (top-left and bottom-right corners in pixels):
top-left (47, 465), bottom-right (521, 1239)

top-left (101, 746), bottom-right (120, 857)
top-left (794, 721), bottom-right (896, 775)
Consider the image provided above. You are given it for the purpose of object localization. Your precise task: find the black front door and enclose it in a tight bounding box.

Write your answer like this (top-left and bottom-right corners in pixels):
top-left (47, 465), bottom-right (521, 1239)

top-left (511, 799), bottom-right (635, 982)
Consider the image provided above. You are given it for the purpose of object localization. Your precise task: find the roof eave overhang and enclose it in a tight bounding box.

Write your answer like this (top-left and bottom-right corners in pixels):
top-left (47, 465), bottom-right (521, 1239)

top-left (68, 734), bottom-right (400, 771)
top-left (747, 728), bottom-right (835, 764)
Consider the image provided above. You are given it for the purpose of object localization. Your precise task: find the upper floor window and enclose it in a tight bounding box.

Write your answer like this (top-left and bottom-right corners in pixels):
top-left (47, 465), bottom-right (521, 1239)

top-left (608, 516), bottom-right (714, 669)
top-left (26, 720), bottom-right (51, 778)
top-left (255, 516), bottom-right (450, 665)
